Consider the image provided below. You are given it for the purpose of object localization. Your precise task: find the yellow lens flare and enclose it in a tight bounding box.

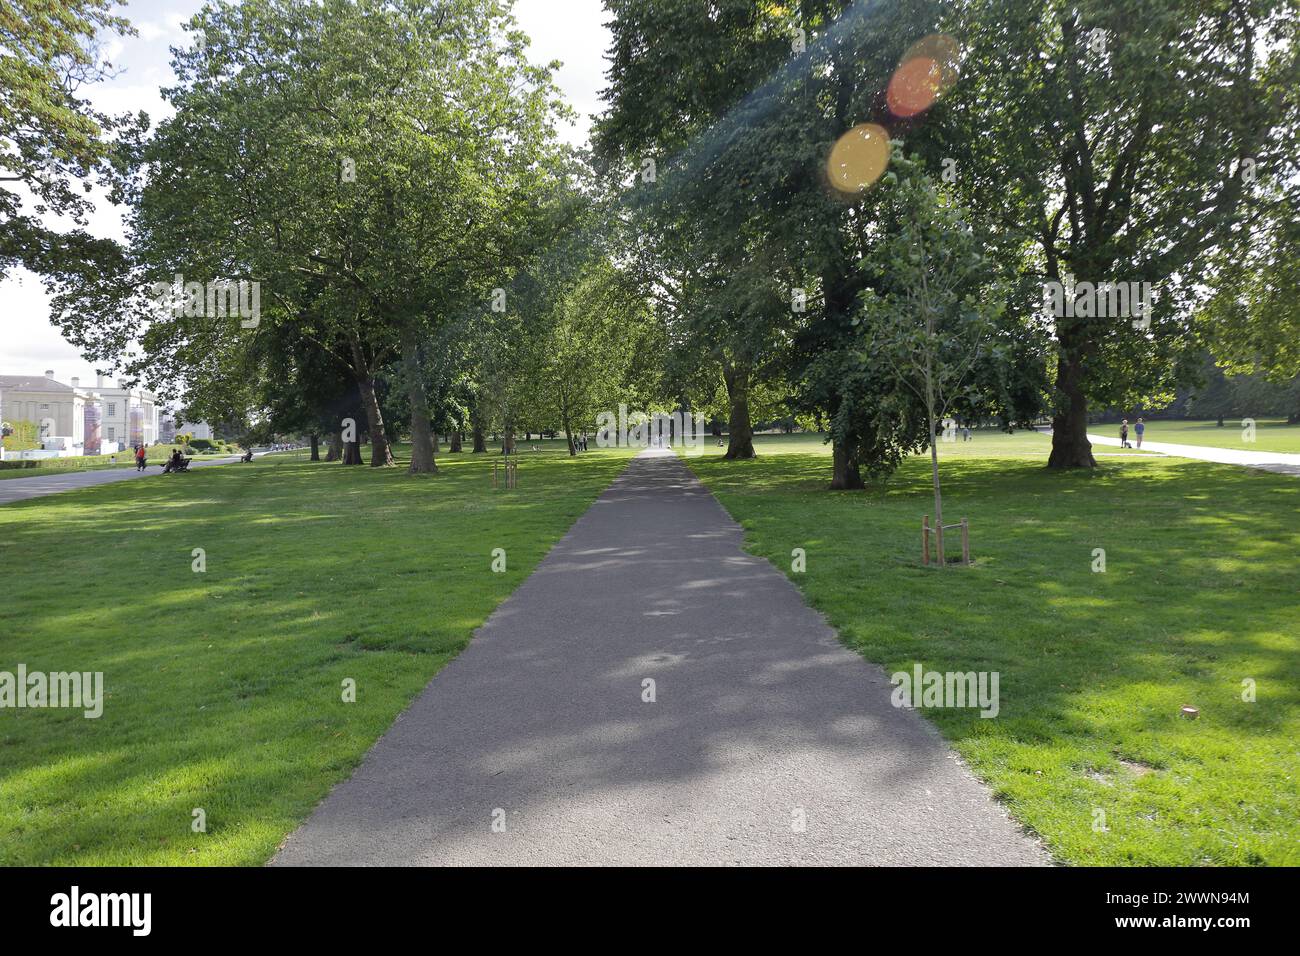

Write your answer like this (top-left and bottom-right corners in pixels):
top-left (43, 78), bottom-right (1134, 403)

top-left (887, 34), bottom-right (961, 118)
top-left (826, 122), bottom-right (891, 195)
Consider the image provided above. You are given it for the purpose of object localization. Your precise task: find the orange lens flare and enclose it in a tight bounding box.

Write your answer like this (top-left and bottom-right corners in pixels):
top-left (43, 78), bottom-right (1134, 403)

top-left (887, 57), bottom-right (944, 117)
top-left (887, 34), bottom-right (960, 118)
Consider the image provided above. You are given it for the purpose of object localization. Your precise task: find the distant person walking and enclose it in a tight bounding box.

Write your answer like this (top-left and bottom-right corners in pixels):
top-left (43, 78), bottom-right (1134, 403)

top-left (1135, 418), bottom-right (1145, 448)
top-left (135, 445), bottom-right (147, 471)
top-left (1119, 420), bottom-right (1130, 448)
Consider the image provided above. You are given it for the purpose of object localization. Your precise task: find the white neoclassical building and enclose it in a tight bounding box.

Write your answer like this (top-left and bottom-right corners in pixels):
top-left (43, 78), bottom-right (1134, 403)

top-left (0, 371), bottom-right (160, 457)
top-left (0, 372), bottom-right (87, 449)
top-left (91, 375), bottom-right (161, 450)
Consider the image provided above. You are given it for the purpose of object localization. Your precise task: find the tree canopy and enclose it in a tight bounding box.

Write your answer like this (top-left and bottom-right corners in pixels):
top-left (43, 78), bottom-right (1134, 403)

top-left (26, 0), bottom-right (1300, 486)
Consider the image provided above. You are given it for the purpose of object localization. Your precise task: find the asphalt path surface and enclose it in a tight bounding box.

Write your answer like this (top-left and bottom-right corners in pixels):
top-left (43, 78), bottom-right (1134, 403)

top-left (0, 454), bottom-right (260, 505)
top-left (274, 449), bottom-right (1047, 866)
top-left (1084, 432), bottom-right (1300, 477)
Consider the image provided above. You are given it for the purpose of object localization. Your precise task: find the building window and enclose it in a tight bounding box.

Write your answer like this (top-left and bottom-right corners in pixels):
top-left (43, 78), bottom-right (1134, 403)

top-left (108, 403), bottom-right (117, 415)
top-left (39, 403), bottom-right (49, 411)
top-left (107, 427), bottom-right (115, 440)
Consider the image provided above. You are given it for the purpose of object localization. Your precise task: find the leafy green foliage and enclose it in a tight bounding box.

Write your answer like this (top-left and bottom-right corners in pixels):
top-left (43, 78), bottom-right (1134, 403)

top-left (0, 0), bottom-right (144, 280)
top-left (944, 0), bottom-right (1300, 464)
top-left (0, 418), bottom-right (40, 451)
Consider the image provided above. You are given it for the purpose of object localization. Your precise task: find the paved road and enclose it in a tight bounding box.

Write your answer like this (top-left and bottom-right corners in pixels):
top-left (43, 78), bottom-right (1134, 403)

top-left (1084, 432), bottom-right (1300, 477)
top-left (274, 449), bottom-right (1047, 866)
top-left (0, 454), bottom-right (258, 505)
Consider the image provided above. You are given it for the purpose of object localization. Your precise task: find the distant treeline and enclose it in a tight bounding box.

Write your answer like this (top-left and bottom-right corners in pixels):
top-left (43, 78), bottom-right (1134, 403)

top-left (1098, 356), bottom-right (1300, 424)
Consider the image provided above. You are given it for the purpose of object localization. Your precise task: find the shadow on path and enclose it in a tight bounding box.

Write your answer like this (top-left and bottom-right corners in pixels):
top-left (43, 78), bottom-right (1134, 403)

top-left (272, 450), bottom-right (1048, 866)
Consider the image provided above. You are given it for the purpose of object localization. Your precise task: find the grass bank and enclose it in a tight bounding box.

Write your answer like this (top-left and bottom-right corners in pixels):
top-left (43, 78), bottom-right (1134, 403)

top-left (1091, 418), bottom-right (1300, 454)
top-left (0, 441), bottom-right (630, 864)
top-left (682, 432), bottom-right (1299, 865)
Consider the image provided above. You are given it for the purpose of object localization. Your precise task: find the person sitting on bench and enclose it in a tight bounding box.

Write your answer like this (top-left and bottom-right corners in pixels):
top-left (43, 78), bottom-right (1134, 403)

top-left (163, 449), bottom-right (191, 473)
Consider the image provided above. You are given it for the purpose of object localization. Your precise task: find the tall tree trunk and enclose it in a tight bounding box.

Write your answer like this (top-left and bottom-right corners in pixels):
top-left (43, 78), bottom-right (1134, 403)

top-left (450, 431), bottom-right (462, 453)
top-left (326, 430), bottom-right (342, 462)
top-left (503, 426), bottom-right (516, 456)
top-left (342, 438), bottom-right (363, 465)
top-left (1047, 344), bottom-right (1096, 468)
top-left (830, 439), bottom-right (864, 490)
top-left (468, 398), bottom-right (488, 453)
top-left (356, 377), bottom-right (394, 467)
top-left (820, 255), bottom-right (870, 489)
top-left (559, 388), bottom-right (576, 456)
top-left (348, 334), bottom-right (394, 467)
top-left (401, 328), bottom-right (436, 474)
top-left (721, 359), bottom-right (756, 459)
top-left (309, 433), bottom-right (320, 462)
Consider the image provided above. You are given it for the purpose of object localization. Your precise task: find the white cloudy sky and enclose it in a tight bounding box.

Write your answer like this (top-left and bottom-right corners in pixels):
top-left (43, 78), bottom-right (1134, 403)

top-left (0, 0), bottom-right (612, 383)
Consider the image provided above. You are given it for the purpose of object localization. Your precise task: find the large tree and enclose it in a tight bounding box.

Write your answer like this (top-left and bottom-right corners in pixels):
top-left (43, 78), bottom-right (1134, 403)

top-left (614, 199), bottom-right (791, 459)
top-left (50, 0), bottom-right (571, 473)
top-left (594, 0), bottom-right (808, 461)
top-left (596, 0), bottom-right (974, 483)
top-left (1196, 193), bottom-right (1300, 384)
top-left (945, 0), bottom-right (1300, 467)
top-left (531, 259), bottom-right (657, 454)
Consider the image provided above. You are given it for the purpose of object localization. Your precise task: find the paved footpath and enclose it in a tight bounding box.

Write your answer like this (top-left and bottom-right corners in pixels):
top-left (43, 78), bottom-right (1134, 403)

top-left (0, 455), bottom-right (251, 505)
top-left (274, 449), bottom-right (1046, 866)
top-left (1084, 432), bottom-right (1300, 477)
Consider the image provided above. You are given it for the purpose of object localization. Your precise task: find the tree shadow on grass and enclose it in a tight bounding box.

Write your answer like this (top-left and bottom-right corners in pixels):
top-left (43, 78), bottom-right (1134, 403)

top-left (0, 450), bottom-right (637, 864)
top-left (685, 451), bottom-right (1300, 864)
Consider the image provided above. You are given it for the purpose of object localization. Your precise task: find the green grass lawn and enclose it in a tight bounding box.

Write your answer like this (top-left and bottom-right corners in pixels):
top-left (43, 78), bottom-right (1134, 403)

top-left (682, 434), bottom-right (1299, 865)
top-left (1091, 418), bottom-right (1300, 454)
top-left (689, 429), bottom-right (1158, 459)
top-left (0, 440), bottom-right (631, 864)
